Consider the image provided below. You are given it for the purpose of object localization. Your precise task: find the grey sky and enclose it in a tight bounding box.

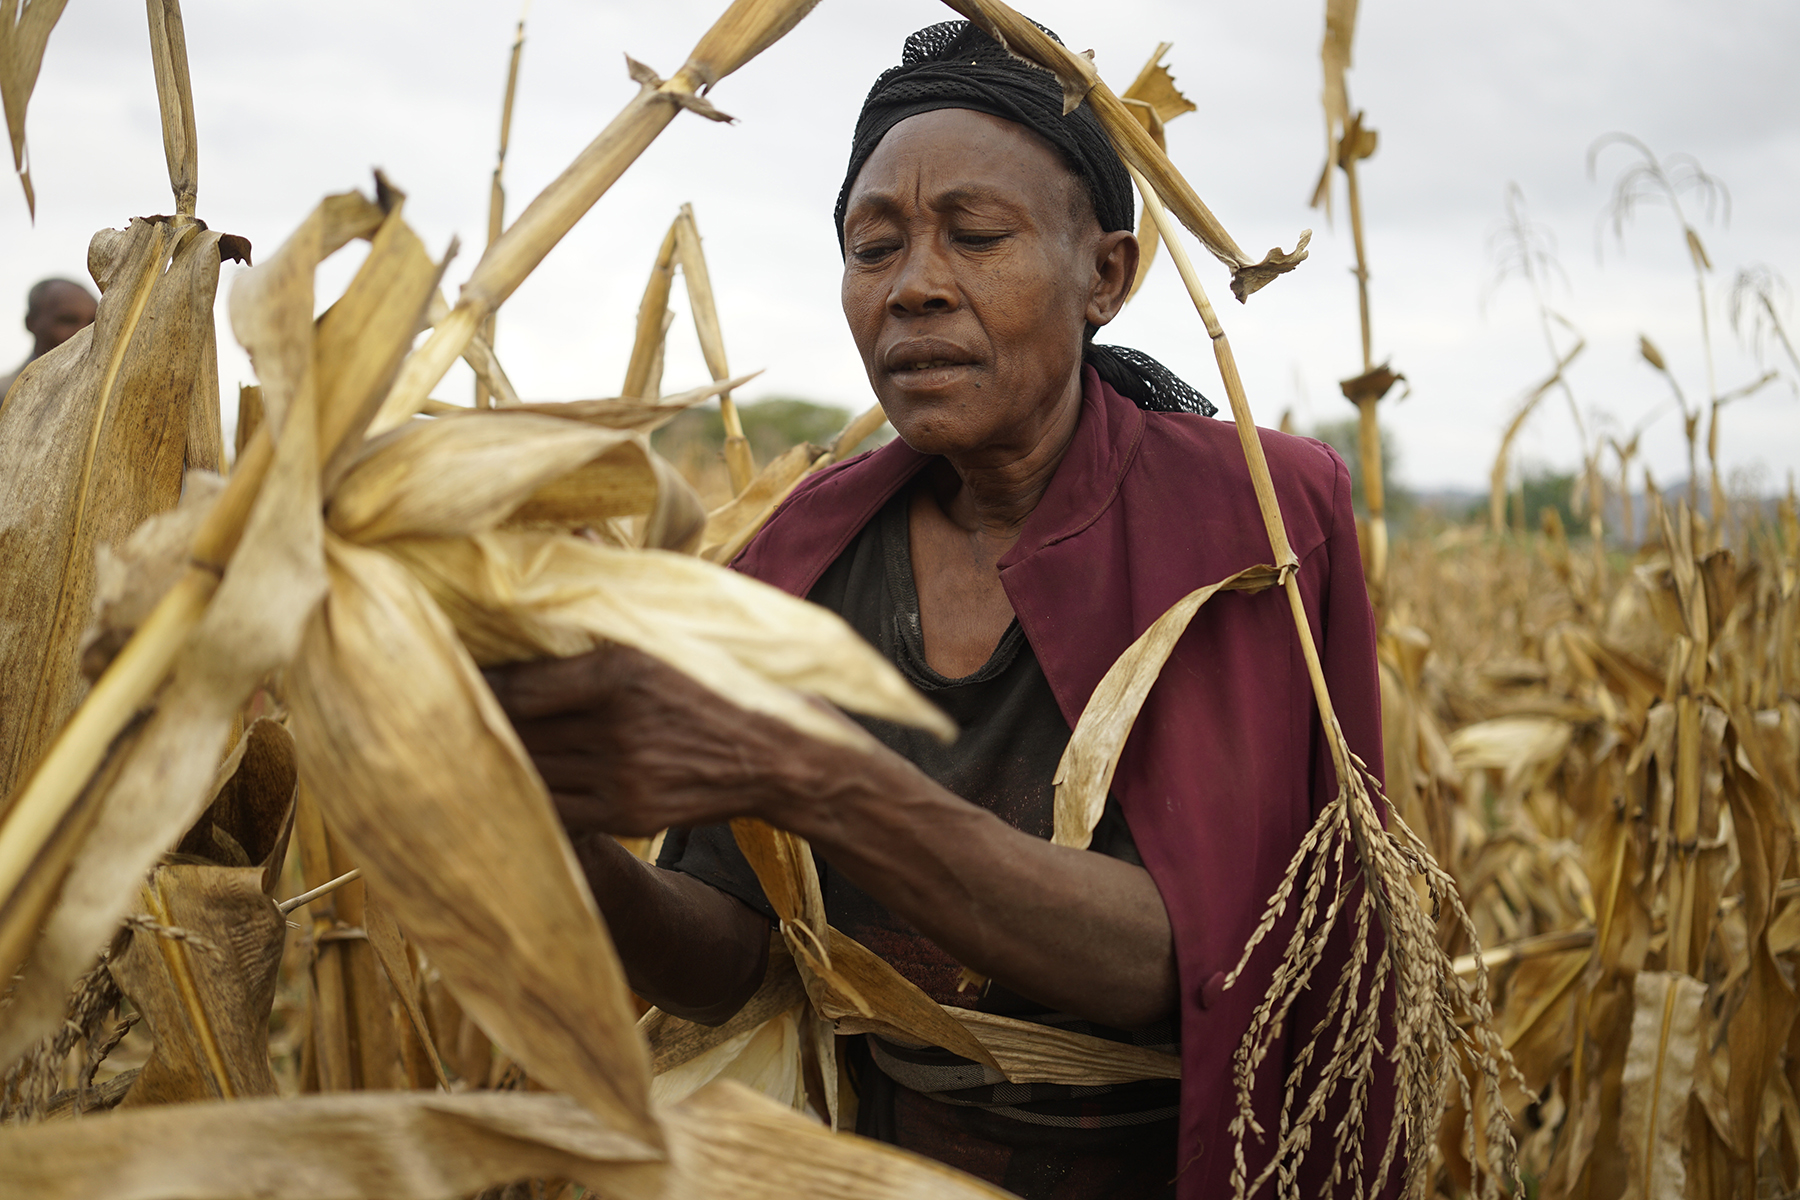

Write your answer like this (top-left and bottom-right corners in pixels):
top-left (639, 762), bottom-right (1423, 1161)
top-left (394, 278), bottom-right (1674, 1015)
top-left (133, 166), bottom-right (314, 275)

top-left (3, 0), bottom-right (1796, 492)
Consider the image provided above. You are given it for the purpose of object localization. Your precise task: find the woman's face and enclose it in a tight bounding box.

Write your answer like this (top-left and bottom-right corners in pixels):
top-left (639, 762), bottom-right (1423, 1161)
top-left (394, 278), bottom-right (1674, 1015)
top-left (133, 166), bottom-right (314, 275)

top-left (840, 108), bottom-right (1136, 460)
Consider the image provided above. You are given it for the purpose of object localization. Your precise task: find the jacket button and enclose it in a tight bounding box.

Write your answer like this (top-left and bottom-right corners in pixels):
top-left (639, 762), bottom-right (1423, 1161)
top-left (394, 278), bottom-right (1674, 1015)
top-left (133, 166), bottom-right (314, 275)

top-left (1198, 970), bottom-right (1227, 1010)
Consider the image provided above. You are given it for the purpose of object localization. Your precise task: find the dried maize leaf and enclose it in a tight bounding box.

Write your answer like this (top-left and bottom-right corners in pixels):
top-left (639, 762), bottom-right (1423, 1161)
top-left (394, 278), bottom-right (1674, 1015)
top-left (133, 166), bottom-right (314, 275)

top-left (506, 436), bottom-right (707, 555)
top-left (519, 374), bottom-right (754, 435)
top-left (363, 887), bottom-right (452, 1092)
top-left (0, 1090), bottom-right (659, 1199)
top-left (0, 323), bottom-right (324, 1072)
top-left (946, 1007), bottom-right (1180, 1086)
top-left (1120, 42), bottom-right (1195, 124)
top-left (0, 0), bottom-right (68, 214)
top-left (228, 189), bottom-right (384, 443)
top-left (144, 0), bottom-right (198, 215)
top-left (702, 442), bottom-right (822, 562)
top-left (172, 716), bottom-right (296, 895)
top-left (621, 220), bottom-right (679, 400)
top-left (385, 530), bottom-right (954, 747)
top-left (0, 215), bottom-right (248, 803)
top-left (312, 190), bottom-right (448, 490)
top-left (651, 1006), bottom-right (805, 1110)
top-left (81, 469), bottom-right (225, 680)
top-left (287, 536), bottom-right (658, 1146)
top-left (328, 412), bottom-right (640, 543)
top-left (815, 927), bottom-right (999, 1071)
top-left (672, 204), bottom-right (754, 492)
top-left (1620, 971), bottom-right (1705, 1200)
top-left (641, 938), bottom-right (808, 1076)
top-left (1052, 564), bottom-right (1279, 850)
top-left (640, 1079), bottom-right (1018, 1199)
top-left (109, 863), bottom-right (285, 1105)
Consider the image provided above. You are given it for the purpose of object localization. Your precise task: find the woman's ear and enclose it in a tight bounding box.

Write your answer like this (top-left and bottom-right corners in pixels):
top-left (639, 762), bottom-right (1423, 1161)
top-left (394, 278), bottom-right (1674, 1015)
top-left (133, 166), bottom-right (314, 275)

top-left (1086, 230), bottom-right (1139, 329)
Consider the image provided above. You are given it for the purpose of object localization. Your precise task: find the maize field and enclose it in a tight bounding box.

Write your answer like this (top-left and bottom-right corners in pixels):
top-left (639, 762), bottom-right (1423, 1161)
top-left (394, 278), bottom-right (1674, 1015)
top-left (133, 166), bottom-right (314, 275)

top-left (0, 0), bottom-right (1794, 1198)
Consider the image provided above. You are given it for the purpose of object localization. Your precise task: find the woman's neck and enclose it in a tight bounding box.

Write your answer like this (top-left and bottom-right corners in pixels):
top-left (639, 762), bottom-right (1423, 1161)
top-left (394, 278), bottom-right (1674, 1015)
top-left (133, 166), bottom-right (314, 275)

top-left (931, 373), bottom-right (1084, 545)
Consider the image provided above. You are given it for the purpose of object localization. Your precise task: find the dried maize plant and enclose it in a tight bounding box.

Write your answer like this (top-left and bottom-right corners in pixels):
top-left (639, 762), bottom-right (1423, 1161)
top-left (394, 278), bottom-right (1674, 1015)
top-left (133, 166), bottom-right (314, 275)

top-left (1369, 486), bottom-right (1800, 1198)
top-left (1312, 0), bottom-right (1403, 606)
top-left (927, 3), bottom-right (1518, 1198)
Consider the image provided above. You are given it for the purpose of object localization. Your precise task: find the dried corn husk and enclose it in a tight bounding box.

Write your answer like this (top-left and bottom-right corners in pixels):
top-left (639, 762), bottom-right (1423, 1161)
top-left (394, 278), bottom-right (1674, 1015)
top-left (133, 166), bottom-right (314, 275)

top-left (0, 1078), bottom-right (1024, 1200)
top-left (287, 535), bottom-right (658, 1146)
top-left (382, 530), bottom-right (953, 749)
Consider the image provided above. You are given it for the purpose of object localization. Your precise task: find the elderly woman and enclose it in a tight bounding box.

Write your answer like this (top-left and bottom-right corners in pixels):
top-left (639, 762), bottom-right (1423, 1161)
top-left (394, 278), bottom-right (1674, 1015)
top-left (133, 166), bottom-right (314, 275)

top-left (491, 20), bottom-right (1390, 1200)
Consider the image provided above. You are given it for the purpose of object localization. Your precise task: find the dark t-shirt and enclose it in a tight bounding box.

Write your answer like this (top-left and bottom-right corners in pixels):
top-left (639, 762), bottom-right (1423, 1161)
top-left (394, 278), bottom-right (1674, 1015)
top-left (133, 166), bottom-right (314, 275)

top-left (659, 488), bottom-right (1178, 1198)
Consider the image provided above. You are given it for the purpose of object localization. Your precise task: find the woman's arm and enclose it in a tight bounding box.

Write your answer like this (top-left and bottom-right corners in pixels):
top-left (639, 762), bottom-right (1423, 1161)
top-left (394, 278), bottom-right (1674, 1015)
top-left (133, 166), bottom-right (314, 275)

top-left (566, 829), bottom-right (770, 1024)
top-left (489, 644), bottom-right (1177, 1031)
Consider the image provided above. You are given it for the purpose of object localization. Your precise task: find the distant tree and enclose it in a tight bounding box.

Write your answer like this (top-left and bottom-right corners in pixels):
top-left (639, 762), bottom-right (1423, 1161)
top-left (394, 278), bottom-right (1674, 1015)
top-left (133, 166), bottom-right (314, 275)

top-left (1308, 417), bottom-right (1415, 527)
top-left (654, 396), bottom-right (891, 468)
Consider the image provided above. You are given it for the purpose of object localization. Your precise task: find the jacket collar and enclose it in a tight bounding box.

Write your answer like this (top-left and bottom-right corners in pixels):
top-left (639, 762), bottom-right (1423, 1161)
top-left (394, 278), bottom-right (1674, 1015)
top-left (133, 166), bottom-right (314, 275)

top-left (998, 365), bottom-right (1145, 570)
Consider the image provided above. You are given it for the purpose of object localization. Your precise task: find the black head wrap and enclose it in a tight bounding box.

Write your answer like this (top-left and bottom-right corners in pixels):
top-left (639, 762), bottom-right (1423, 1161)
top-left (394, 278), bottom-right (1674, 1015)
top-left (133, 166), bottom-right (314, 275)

top-left (835, 20), bottom-right (1214, 418)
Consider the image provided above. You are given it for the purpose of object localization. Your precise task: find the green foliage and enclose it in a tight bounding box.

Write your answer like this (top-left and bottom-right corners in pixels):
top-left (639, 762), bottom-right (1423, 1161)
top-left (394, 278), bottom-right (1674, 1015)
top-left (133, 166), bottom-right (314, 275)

top-left (1308, 417), bottom-right (1416, 526)
top-left (652, 396), bottom-right (891, 467)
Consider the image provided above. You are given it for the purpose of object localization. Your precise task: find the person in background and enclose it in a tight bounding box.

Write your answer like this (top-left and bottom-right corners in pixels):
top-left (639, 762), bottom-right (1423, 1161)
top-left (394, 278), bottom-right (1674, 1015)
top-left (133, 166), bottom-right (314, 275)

top-left (0, 277), bottom-right (98, 401)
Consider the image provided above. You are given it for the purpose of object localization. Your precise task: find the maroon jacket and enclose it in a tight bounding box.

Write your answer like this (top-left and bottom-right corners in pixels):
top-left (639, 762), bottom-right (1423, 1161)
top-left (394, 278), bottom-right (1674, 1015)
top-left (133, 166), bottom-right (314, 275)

top-left (735, 368), bottom-right (1394, 1198)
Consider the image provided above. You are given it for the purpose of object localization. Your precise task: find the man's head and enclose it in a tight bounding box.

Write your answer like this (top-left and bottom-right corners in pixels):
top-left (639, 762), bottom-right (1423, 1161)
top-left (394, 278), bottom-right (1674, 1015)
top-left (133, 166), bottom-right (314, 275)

top-left (25, 278), bottom-right (97, 360)
top-left (837, 22), bottom-right (1139, 458)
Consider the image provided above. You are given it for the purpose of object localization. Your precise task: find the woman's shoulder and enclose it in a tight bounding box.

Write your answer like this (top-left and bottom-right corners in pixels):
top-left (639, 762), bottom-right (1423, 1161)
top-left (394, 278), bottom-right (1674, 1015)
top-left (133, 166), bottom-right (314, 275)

top-left (1133, 410), bottom-right (1352, 558)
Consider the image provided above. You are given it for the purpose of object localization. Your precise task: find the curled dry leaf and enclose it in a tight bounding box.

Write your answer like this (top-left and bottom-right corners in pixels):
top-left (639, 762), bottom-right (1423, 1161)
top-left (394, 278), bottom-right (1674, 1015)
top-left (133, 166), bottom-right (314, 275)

top-left (328, 412), bottom-right (641, 542)
top-left (383, 530), bottom-right (955, 748)
top-left (0, 0), bottom-right (70, 214)
top-left (109, 863), bottom-right (285, 1106)
top-left (1052, 564), bottom-right (1280, 850)
top-left (286, 535), bottom-right (658, 1147)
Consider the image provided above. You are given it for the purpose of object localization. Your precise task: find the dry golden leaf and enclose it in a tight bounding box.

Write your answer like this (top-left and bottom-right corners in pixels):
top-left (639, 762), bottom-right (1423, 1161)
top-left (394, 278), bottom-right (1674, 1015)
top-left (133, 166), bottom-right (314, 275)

top-left (672, 203), bottom-right (755, 492)
top-left (81, 470), bottom-right (225, 680)
top-left (0, 0), bottom-right (68, 214)
top-left (328, 412), bottom-right (642, 543)
top-left (0, 257), bottom-right (324, 1072)
top-left (946, 1008), bottom-right (1180, 1087)
top-left (287, 535), bottom-right (658, 1146)
top-left (109, 863), bottom-right (285, 1106)
top-left (1052, 563), bottom-right (1280, 850)
top-left (701, 442), bottom-right (823, 562)
top-left (0, 215), bottom-right (248, 803)
top-left (641, 938), bottom-right (808, 1076)
top-left (144, 0), bottom-right (197, 215)
top-left (1620, 971), bottom-right (1705, 1200)
top-left (521, 374), bottom-right (755, 435)
top-left (173, 715), bottom-right (296, 894)
top-left (0, 1089), bottom-right (659, 1199)
top-left (384, 530), bottom-right (954, 748)
top-left (505, 435), bottom-right (707, 554)
top-left (650, 1006), bottom-right (805, 1110)
top-left (362, 887), bottom-right (452, 1093)
top-left (0, 1079), bottom-right (1023, 1200)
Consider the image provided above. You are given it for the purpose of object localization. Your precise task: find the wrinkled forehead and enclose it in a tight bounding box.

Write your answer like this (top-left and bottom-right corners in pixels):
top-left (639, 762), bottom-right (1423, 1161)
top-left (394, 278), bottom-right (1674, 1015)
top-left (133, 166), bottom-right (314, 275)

top-left (843, 108), bottom-right (1087, 223)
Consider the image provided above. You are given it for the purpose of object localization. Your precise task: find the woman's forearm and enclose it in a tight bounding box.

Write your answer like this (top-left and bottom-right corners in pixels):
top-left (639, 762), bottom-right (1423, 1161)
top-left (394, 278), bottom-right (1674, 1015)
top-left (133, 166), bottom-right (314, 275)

top-left (771, 750), bottom-right (1178, 1030)
top-left (570, 830), bottom-right (770, 1025)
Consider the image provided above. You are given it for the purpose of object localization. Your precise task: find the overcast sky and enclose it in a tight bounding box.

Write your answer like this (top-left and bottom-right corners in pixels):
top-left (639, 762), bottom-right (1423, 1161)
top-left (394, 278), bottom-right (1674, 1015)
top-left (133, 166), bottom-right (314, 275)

top-left (3, 0), bottom-right (1796, 492)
